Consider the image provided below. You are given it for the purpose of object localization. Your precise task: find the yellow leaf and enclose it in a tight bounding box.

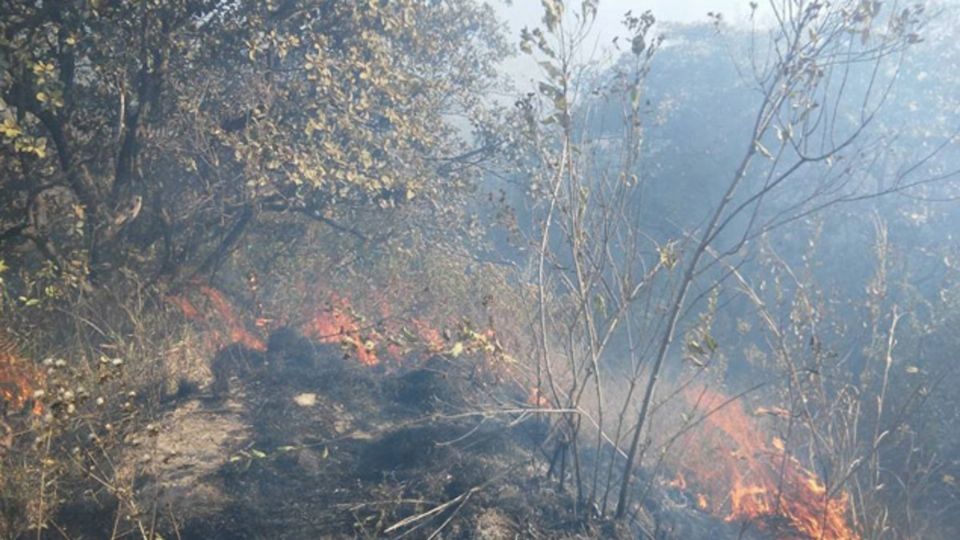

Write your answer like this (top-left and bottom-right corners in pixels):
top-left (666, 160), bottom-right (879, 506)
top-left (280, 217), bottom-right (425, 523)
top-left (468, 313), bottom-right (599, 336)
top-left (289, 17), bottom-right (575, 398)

top-left (448, 342), bottom-right (464, 358)
top-left (33, 139), bottom-right (47, 158)
top-left (658, 244), bottom-right (677, 269)
top-left (0, 118), bottom-right (21, 138)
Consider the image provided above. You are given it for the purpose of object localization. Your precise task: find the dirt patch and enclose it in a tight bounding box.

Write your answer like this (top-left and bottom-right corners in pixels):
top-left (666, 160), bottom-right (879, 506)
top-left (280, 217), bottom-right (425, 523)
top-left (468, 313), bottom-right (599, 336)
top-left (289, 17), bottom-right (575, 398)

top-left (120, 397), bottom-right (249, 523)
top-left (58, 335), bottom-right (687, 539)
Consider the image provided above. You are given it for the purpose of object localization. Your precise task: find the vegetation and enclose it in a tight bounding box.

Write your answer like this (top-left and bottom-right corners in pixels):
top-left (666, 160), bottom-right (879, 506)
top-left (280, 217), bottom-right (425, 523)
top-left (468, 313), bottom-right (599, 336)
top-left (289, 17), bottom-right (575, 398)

top-left (1, 0), bottom-right (959, 539)
top-left (0, 0), bottom-right (505, 296)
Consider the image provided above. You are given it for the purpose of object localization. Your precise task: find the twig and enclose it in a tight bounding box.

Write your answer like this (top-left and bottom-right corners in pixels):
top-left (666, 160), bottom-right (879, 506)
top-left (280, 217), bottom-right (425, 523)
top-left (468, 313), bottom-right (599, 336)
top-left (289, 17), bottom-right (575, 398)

top-left (383, 488), bottom-right (475, 534)
top-left (384, 464), bottom-right (518, 536)
top-left (426, 490), bottom-right (475, 540)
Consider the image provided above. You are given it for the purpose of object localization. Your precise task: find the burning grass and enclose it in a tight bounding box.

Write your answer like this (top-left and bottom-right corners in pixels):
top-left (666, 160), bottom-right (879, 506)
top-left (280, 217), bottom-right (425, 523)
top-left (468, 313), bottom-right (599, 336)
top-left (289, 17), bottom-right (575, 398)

top-left (0, 331), bottom-right (43, 416)
top-left (168, 279), bottom-right (525, 388)
top-left (671, 386), bottom-right (858, 540)
top-left (99, 324), bottom-right (616, 539)
top-left (299, 292), bottom-right (380, 366)
top-left (166, 286), bottom-right (266, 353)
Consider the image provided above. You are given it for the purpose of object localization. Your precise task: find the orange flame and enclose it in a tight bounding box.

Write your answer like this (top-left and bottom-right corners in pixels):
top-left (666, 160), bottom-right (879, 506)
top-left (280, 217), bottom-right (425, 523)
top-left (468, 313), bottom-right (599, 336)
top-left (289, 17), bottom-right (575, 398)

top-left (0, 333), bottom-right (43, 415)
top-left (197, 286), bottom-right (266, 352)
top-left (527, 386), bottom-right (550, 408)
top-left (675, 387), bottom-right (858, 540)
top-left (411, 318), bottom-right (445, 353)
top-left (168, 282), bottom-right (517, 375)
top-left (667, 471), bottom-right (688, 490)
top-left (300, 293), bottom-right (379, 366)
top-left (167, 287), bottom-right (266, 353)
top-left (166, 294), bottom-right (200, 320)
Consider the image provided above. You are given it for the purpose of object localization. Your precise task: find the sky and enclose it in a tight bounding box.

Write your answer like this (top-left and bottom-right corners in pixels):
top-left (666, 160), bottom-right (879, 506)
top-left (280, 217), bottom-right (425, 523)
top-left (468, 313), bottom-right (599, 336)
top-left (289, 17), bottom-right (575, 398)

top-left (493, 0), bottom-right (749, 90)
top-left (496, 0), bottom-right (748, 29)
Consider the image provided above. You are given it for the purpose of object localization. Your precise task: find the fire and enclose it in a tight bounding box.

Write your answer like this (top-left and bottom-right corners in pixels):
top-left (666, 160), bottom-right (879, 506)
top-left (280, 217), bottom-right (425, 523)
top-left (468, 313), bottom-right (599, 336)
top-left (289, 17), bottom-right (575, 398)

top-left (410, 318), bottom-right (445, 353)
top-left (196, 286), bottom-right (267, 351)
top-left (674, 387), bottom-right (858, 540)
top-left (300, 293), bottom-right (379, 366)
top-left (168, 282), bottom-right (518, 378)
top-left (169, 284), bottom-right (440, 367)
top-left (0, 331), bottom-right (43, 415)
top-left (167, 286), bottom-right (266, 352)
top-left (527, 386), bottom-right (550, 408)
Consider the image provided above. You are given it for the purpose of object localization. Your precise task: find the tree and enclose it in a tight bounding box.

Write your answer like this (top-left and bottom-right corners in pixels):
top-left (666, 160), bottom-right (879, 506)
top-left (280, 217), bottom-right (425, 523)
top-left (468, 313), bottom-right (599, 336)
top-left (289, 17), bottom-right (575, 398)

top-left (614, 0), bottom-right (935, 519)
top-left (513, 0), bottom-right (944, 524)
top-left (0, 0), bottom-right (506, 302)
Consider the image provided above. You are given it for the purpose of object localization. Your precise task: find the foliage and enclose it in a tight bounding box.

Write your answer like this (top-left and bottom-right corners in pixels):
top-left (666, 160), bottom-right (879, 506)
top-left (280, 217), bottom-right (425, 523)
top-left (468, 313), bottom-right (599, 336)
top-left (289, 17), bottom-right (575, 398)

top-left (0, 0), bottom-right (507, 301)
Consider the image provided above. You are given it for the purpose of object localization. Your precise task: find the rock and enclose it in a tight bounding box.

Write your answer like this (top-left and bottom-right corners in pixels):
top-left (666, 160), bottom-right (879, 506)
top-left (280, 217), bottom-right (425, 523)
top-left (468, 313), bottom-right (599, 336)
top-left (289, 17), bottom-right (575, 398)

top-left (293, 392), bottom-right (317, 407)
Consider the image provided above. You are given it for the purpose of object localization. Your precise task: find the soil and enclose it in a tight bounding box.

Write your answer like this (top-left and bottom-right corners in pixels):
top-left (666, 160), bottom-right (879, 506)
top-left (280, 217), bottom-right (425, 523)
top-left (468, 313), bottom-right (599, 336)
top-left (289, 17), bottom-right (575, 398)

top-left (45, 335), bottom-right (765, 539)
top-left (72, 342), bottom-right (630, 539)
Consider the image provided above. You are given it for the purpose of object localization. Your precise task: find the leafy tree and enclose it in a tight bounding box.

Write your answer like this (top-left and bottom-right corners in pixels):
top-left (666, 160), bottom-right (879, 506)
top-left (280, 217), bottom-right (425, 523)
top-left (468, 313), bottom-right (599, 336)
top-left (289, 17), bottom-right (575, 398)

top-left (0, 0), bottom-right (506, 301)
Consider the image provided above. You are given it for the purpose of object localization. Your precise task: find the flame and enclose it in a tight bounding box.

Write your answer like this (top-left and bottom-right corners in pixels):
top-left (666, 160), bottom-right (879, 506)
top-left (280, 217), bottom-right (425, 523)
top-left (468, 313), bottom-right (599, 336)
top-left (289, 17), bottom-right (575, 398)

top-left (527, 386), bottom-right (550, 408)
top-left (299, 289), bottom-right (457, 367)
top-left (167, 282), bottom-right (519, 376)
top-left (667, 471), bottom-right (688, 490)
top-left (411, 318), bottom-right (445, 353)
top-left (169, 284), bottom-right (433, 367)
top-left (196, 286), bottom-right (266, 352)
top-left (166, 293), bottom-right (200, 320)
top-left (674, 387), bottom-right (858, 539)
top-left (300, 293), bottom-right (379, 366)
top-left (167, 287), bottom-right (266, 352)
top-left (0, 332), bottom-right (43, 415)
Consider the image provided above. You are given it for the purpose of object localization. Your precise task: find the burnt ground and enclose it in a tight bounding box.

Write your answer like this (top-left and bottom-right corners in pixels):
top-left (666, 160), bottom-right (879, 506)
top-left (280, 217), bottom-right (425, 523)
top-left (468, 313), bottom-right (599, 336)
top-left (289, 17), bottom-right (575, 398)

top-left (48, 337), bottom-right (769, 540)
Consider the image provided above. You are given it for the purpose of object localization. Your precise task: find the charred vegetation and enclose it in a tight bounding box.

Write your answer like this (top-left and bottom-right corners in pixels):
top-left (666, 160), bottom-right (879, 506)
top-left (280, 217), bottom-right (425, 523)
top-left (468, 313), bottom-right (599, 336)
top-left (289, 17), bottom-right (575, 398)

top-left (208, 327), bottom-right (348, 400)
top-left (1, 1), bottom-right (959, 539)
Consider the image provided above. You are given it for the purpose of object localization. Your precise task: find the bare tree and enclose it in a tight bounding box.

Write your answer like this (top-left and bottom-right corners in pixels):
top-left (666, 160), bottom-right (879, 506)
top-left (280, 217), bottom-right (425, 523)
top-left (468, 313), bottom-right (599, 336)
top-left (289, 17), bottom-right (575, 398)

top-left (514, 0), bottom-right (944, 524)
top-left (614, 0), bottom-right (937, 518)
